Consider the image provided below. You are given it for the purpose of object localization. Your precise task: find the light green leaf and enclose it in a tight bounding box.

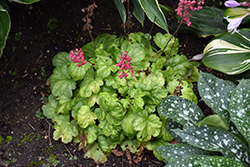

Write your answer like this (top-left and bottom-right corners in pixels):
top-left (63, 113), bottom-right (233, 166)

top-left (127, 43), bottom-right (147, 71)
top-left (153, 33), bottom-right (179, 57)
top-left (49, 65), bottom-right (76, 97)
top-left (0, 9), bottom-right (10, 57)
top-left (121, 139), bottom-right (141, 153)
top-left (42, 95), bottom-right (58, 119)
top-left (164, 54), bottom-right (189, 77)
top-left (95, 56), bottom-right (117, 79)
top-left (84, 142), bottom-right (107, 164)
top-left (133, 110), bottom-right (162, 142)
top-left (77, 105), bottom-right (97, 129)
top-left (138, 0), bottom-right (168, 32)
top-left (52, 52), bottom-right (71, 67)
top-left (196, 114), bottom-right (229, 131)
top-left (229, 80), bottom-right (250, 145)
top-left (146, 138), bottom-right (171, 161)
top-left (69, 62), bottom-right (91, 81)
top-left (79, 68), bottom-right (103, 98)
top-left (121, 111), bottom-right (137, 137)
top-left (99, 120), bottom-right (122, 137)
top-left (53, 116), bottom-right (79, 144)
top-left (85, 125), bottom-right (98, 145)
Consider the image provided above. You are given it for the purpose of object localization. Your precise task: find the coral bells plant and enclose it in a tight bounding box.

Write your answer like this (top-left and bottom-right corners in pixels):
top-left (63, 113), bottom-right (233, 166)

top-left (42, 32), bottom-right (200, 164)
top-left (176, 0), bottom-right (204, 26)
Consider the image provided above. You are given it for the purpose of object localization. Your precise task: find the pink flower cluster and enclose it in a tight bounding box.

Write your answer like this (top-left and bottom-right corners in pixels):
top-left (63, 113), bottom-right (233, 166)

top-left (69, 48), bottom-right (87, 67)
top-left (176, 0), bottom-right (204, 27)
top-left (116, 51), bottom-right (134, 79)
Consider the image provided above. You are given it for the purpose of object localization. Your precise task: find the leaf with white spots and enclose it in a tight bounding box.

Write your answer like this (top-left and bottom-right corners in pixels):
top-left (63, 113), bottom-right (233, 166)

top-left (173, 126), bottom-right (250, 166)
top-left (164, 118), bottom-right (186, 144)
top-left (165, 155), bottom-right (207, 167)
top-left (198, 72), bottom-right (236, 129)
top-left (158, 96), bottom-right (205, 127)
top-left (229, 80), bottom-right (250, 145)
top-left (200, 156), bottom-right (244, 167)
top-left (154, 144), bottom-right (211, 164)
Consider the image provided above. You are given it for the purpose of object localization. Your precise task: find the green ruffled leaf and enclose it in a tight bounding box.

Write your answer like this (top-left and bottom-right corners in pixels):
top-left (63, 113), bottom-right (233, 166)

top-left (99, 120), bottom-right (122, 137)
top-left (52, 52), bottom-right (71, 67)
top-left (84, 142), bottom-right (107, 164)
top-left (121, 139), bottom-right (141, 153)
top-left (42, 95), bottom-right (58, 119)
top-left (49, 65), bottom-right (76, 97)
top-left (77, 105), bottom-right (97, 129)
top-left (79, 68), bottom-right (103, 98)
top-left (127, 43), bottom-right (147, 71)
top-left (121, 111), bottom-right (137, 137)
top-left (153, 33), bottom-right (179, 58)
top-left (69, 62), bottom-right (91, 81)
top-left (95, 56), bottom-right (117, 79)
top-left (133, 110), bottom-right (162, 142)
top-left (85, 125), bottom-right (98, 145)
top-left (53, 115), bottom-right (79, 144)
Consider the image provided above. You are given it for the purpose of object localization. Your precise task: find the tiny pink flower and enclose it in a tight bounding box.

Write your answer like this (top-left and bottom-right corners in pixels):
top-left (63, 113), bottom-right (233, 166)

top-left (69, 48), bottom-right (87, 67)
top-left (116, 51), bottom-right (134, 79)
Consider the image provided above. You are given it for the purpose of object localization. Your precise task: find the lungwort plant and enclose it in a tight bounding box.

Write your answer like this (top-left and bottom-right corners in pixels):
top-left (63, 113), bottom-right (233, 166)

top-left (42, 32), bottom-right (199, 163)
top-left (156, 71), bottom-right (250, 166)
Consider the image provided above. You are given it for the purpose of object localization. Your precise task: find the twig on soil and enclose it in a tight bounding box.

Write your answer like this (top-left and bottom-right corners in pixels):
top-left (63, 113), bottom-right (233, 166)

top-left (5, 36), bottom-right (25, 68)
top-left (45, 119), bottom-right (52, 145)
top-left (20, 119), bottom-right (36, 130)
top-left (35, 53), bottom-right (43, 65)
top-left (63, 144), bottom-right (74, 159)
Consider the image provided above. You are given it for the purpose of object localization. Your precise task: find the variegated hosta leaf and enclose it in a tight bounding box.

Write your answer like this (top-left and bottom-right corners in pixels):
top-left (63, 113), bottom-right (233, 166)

top-left (154, 144), bottom-right (211, 164)
top-left (158, 96), bottom-right (205, 127)
top-left (173, 126), bottom-right (250, 166)
top-left (198, 72), bottom-right (236, 126)
top-left (203, 28), bottom-right (250, 75)
top-left (229, 80), bottom-right (250, 145)
top-left (200, 156), bottom-right (245, 167)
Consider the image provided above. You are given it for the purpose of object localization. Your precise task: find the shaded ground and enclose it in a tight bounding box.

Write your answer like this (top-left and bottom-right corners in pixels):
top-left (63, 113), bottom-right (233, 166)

top-left (0, 0), bottom-right (225, 166)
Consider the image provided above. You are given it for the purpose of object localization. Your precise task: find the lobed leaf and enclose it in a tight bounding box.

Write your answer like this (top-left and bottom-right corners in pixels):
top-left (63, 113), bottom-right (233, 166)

top-left (84, 142), bottom-right (107, 164)
top-left (52, 52), bottom-right (71, 67)
top-left (42, 95), bottom-right (58, 119)
top-left (69, 62), bottom-right (91, 81)
top-left (77, 105), bottom-right (97, 129)
top-left (200, 156), bottom-right (245, 167)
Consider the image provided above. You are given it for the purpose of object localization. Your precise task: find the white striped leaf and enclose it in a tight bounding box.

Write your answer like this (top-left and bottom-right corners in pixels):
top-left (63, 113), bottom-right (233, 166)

top-left (203, 28), bottom-right (250, 75)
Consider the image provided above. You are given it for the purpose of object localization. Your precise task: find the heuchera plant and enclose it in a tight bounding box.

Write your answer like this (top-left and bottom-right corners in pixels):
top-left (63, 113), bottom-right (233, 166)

top-left (156, 72), bottom-right (250, 166)
top-left (42, 32), bottom-right (199, 163)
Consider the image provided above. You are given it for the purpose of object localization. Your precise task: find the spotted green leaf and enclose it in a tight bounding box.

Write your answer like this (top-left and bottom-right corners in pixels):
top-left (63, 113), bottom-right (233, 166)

top-left (198, 72), bottom-right (236, 125)
top-left (165, 155), bottom-right (208, 167)
top-left (158, 96), bottom-right (205, 127)
top-left (229, 80), bottom-right (250, 145)
top-left (200, 156), bottom-right (245, 167)
top-left (174, 126), bottom-right (250, 166)
top-left (154, 144), bottom-right (211, 164)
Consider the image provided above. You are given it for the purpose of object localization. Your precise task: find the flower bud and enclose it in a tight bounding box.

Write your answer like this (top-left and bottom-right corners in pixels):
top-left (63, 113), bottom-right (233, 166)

top-left (224, 0), bottom-right (240, 7)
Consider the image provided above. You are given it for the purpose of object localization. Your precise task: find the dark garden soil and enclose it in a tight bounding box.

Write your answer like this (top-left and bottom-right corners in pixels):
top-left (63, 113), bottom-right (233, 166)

top-left (0, 0), bottom-right (226, 166)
